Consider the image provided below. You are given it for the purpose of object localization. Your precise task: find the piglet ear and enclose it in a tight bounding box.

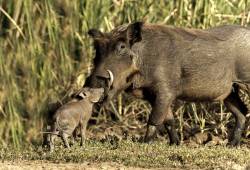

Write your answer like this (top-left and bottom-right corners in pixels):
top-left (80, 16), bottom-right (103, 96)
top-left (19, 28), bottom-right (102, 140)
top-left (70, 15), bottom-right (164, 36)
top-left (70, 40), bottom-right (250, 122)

top-left (78, 92), bottom-right (87, 99)
top-left (127, 21), bottom-right (144, 47)
top-left (88, 29), bottom-right (104, 39)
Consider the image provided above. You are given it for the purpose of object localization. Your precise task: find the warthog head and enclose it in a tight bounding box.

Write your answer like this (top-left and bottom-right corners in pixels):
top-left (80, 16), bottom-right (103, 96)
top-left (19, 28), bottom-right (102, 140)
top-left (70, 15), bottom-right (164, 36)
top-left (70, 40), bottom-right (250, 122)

top-left (85, 22), bottom-right (143, 101)
top-left (73, 87), bottom-right (104, 103)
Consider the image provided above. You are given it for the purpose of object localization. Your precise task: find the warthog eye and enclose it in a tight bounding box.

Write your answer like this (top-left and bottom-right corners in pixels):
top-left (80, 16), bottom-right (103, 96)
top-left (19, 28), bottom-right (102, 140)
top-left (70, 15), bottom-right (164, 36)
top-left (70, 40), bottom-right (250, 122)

top-left (117, 42), bottom-right (126, 52)
top-left (120, 44), bottom-right (125, 49)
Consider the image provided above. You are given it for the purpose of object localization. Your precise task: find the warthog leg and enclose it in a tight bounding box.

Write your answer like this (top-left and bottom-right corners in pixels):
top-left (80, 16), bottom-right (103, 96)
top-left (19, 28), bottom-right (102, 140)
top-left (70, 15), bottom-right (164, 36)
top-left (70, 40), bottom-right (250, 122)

top-left (79, 122), bottom-right (87, 146)
top-left (144, 125), bottom-right (157, 143)
top-left (49, 124), bottom-right (57, 152)
top-left (144, 90), bottom-right (179, 145)
top-left (49, 134), bottom-right (56, 152)
top-left (61, 133), bottom-right (70, 148)
top-left (224, 86), bottom-right (247, 146)
top-left (164, 107), bottom-right (180, 145)
top-left (71, 129), bottom-right (78, 145)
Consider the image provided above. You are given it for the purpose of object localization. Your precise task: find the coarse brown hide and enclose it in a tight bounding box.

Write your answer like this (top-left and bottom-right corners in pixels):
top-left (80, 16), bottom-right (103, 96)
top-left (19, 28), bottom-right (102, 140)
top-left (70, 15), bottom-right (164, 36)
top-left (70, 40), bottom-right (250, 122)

top-left (86, 22), bottom-right (250, 146)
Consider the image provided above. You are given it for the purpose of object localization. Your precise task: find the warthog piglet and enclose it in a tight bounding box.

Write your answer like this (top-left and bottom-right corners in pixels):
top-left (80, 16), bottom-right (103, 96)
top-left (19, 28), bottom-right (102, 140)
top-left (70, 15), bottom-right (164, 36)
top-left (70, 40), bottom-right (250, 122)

top-left (48, 87), bottom-right (104, 151)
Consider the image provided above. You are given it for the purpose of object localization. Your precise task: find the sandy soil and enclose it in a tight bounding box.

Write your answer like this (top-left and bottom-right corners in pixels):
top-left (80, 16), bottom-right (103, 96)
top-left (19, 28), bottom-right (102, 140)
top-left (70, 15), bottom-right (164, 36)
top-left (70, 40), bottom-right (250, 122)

top-left (0, 161), bottom-right (152, 170)
top-left (0, 160), bottom-right (248, 170)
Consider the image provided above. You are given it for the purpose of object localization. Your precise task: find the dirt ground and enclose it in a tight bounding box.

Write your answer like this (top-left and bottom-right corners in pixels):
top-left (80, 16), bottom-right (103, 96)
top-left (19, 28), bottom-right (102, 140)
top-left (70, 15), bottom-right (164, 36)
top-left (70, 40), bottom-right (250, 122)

top-left (1, 161), bottom-right (248, 170)
top-left (0, 161), bottom-right (152, 170)
top-left (1, 140), bottom-right (250, 170)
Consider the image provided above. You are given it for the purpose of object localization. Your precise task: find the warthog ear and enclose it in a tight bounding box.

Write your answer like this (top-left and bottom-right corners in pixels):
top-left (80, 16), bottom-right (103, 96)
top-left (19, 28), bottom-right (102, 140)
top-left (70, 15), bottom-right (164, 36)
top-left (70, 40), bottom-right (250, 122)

top-left (79, 92), bottom-right (87, 99)
top-left (88, 29), bottom-right (104, 39)
top-left (127, 21), bottom-right (144, 47)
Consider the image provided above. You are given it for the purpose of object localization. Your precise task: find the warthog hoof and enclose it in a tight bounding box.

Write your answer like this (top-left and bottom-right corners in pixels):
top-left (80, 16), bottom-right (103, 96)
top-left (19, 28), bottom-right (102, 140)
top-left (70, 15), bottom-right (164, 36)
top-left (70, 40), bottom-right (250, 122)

top-left (144, 125), bottom-right (157, 143)
top-left (228, 129), bottom-right (242, 147)
top-left (170, 134), bottom-right (180, 145)
top-left (229, 139), bottom-right (241, 147)
top-left (165, 124), bottom-right (180, 145)
top-left (49, 144), bottom-right (54, 152)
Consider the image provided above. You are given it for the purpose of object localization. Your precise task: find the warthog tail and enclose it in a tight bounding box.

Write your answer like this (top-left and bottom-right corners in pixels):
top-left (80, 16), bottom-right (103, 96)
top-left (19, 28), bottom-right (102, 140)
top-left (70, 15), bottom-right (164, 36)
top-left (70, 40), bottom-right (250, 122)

top-left (40, 131), bottom-right (59, 136)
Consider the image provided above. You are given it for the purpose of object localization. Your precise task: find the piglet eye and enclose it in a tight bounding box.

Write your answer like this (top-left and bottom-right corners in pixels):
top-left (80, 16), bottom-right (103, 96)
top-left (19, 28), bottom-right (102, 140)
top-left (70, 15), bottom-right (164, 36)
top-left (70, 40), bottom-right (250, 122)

top-left (120, 44), bottom-right (125, 49)
top-left (117, 42), bottom-right (126, 51)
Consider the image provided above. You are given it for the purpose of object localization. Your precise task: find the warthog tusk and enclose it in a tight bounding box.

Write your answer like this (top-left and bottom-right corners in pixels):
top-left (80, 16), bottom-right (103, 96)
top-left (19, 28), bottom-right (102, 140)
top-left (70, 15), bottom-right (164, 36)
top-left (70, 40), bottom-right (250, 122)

top-left (107, 69), bottom-right (114, 88)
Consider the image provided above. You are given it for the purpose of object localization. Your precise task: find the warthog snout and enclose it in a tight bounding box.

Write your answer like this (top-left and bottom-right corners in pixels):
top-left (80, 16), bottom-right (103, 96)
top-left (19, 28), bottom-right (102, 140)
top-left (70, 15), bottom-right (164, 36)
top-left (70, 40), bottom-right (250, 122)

top-left (95, 70), bottom-right (114, 87)
top-left (93, 70), bottom-right (114, 101)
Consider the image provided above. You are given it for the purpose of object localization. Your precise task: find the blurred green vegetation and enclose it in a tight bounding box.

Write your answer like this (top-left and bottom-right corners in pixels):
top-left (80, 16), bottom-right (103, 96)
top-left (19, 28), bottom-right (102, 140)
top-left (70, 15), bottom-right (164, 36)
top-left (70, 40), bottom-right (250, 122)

top-left (0, 0), bottom-right (249, 147)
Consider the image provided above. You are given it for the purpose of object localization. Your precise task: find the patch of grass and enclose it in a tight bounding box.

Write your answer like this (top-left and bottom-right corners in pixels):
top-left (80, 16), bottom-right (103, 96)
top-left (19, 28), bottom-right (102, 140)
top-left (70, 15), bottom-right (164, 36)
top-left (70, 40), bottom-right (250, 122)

top-left (0, 140), bottom-right (250, 169)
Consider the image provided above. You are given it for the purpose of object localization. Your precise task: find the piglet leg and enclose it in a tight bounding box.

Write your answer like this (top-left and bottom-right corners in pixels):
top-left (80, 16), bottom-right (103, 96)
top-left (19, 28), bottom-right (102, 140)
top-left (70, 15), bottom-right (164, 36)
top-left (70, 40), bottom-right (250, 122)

top-left (61, 133), bottom-right (70, 148)
top-left (49, 134), bottom-right (56, 152)
top-left (80, 123), bottom-right (86, 146)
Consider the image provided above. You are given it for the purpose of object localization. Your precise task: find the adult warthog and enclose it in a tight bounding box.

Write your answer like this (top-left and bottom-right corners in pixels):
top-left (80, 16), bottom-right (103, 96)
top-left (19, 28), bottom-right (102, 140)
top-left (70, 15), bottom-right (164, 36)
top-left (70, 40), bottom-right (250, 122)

top-left (85, 22), bottom-right (250, 146)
